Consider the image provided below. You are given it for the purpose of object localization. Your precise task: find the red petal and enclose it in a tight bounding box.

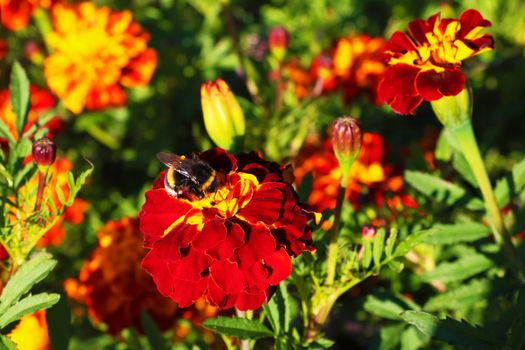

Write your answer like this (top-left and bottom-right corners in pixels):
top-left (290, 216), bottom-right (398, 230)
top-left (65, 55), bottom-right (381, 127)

top-left (383, 32), bottom-right (417, 54)
top-left (139, 188), bottom-right (192, 247)
top-left (457, 9), bottom-right (491, 39)
top-left (142, 250), bottom-right (175, 297)
top-left (264, 248), bottom-right (292, 285)
top-left (237, 224), bottom-right (276, 270)
top-left (170, 248), bottom-right (212, 281)
top-left (170, 278), bottom-right (207, 307)
top-left (415, 68), bottom-right (465, 101)
top-left (390, 94), bottom-right (423, 115)
top-left (207, 275), bottom-right (237, 309)
top-left (208, 222), bottom-right (245, 260)
top-left (408, 17), bottom-right (433, 45)
top-left (377, 64), bottom-right (420, 105)
top-left (210, 260), bottom-right (245, 294)
top-left (235, 288), bottom-right (267, 311)
top-left (192, 218), bottom-right (227, 251)
top-left (198, 147), bottom-right (237, 173)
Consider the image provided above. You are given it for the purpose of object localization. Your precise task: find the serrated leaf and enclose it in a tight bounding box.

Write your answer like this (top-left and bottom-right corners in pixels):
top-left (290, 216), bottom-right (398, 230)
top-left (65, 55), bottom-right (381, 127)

top-left (424, 278), bottom-right (515, 312)
top-left (373, 228), bottom-right (386, 267)
top-left (400, 311), bottom-right (499, 348)
top-left (0, 293), bottom-right (60, 328)
top-left (203, 316), bottom-right (273, 340)
top-left (424, 223), bottom-right (491, 245)
top-left (387, 260), bottom-right (404, 273)
top-left (421, 253), bottom-right (494, 283)
top-left (0, 334), bottom-right (17, 350)
top-left (10, 62), bottom-right (30, 136)
top-left (263, 283), bottom-right (290, 335)
top-left (304, 337), bottom-right (335, 349)
top-left (141, 311), bottom-right (169, 350)
top-left (14, 163), bottom-right (36, 187)
top-left (66, 172), bottom-right (75, 205)
top-left (385, 229), bottom-right (397, 258)
top-left (393, 229), bottom-right (434, 258)
top-left (0, 253), bottom-right (57, 315)
top-left (405, 170), bottom-right (467, 205)
top-left (364, 293), bottom-right (420, 321)
top-left (362, 237), bottom-right (372, 269)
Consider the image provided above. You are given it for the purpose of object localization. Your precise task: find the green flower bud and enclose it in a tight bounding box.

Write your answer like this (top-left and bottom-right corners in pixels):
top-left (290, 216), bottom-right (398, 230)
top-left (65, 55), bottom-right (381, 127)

top-left (332, 116), bottom-right (362, 187)
top-left (201, 79), bottom-right (245, 151)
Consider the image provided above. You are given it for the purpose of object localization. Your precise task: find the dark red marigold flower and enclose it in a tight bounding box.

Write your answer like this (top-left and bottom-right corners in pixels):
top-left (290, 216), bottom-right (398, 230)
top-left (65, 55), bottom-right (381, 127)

top-left (140, 148), bottom-right (318, 311)
top-left (377, 9), bottom-right (494, 115)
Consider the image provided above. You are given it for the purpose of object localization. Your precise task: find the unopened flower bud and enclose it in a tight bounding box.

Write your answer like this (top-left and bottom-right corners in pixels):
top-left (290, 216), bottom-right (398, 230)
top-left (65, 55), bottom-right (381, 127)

top-left (431, 87), bottom-right (472, 129)
top-left (32, 137), bottom-right (56, 168)
top-left (361, 225), bottom-right (376, 239)
top-left (332, 116), bottom-right (362, 187)
top-left (201, 79), bottom-right (245, 151)
top-left (268, 26), bottom-right (289, 61)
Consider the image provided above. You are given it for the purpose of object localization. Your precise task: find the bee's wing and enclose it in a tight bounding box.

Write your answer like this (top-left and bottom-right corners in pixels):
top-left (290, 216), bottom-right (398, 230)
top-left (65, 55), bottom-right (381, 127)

top-left (157, 151), bottom-right (183, 167)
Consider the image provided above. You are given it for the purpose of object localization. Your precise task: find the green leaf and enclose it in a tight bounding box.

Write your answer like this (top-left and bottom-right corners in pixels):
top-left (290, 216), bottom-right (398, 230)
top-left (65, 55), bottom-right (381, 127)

top-left (10, 62), bottom-right (30, 136)
top-left (362, 237), bottom-right (372, 269)
top-left (424, 223), bottom-right (491, 245)
top-left (421, 253), bottom-right (494, 283)
top-left (14, 138), bottom-right (32, 159)
top-left (435, 130), bottom-right (452, 162)
top-left (55, 181), bottom-right (66, 205)
top-left (46, 292), bottom-right (72, 350)
top-left (424, 278), bottom-right (515, 312)
top-left (66, 172), bottom-right (76, 205)
top-left (384, 229), bottom-right (397, 258)
top-left (364, 293), bottom-right (419, 321)
top-left (141, 312), bottom-right (169, 350)
top-left (0, 293), bottom-right (60, 328)
top-left (263, 283), bottom-right (290, 335)
top-left (400, 326), bottom-right (429, 350)
top-left (0, 334), bottom-right (17, 350)
top-left (393, 229), bottom-right (434, 258)
top-left (203, 316), bottom-right (273, 340)
top-left (373, 228), bottom-right (386, 267)
top-left (0, 119), bottom-right (15, 147)
top-left (405, 170), bottom-right (466, 205)
top-left (370, 323), bottom-right (405, 350)
top-left (495, 158), bottom-right (525, 208)
top-left (0, 253), bottom-right (57, 315)
top-left (400, 311), bottom-right (499, 348)
top-left (304, 337), bottom-right (335, 349)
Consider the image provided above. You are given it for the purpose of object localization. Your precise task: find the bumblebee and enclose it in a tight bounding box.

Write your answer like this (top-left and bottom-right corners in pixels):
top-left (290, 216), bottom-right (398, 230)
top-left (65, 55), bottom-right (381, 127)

top-left (157, 151), bottom-right (220, 200)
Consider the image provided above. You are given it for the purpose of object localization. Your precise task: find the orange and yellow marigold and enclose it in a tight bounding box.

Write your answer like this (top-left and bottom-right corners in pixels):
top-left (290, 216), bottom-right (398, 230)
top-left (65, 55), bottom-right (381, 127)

top-left (44, 2), bottom-right (157, 114)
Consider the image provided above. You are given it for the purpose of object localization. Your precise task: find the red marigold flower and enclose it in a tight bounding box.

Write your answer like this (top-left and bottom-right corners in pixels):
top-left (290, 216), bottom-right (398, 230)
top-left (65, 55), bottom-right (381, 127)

top-left (377, 9), bottom-right (494, 115)
top-left (0, 0), bottom-right (54, 31)
top-left (332, 35), bottom-right (386, 104)
top-left (68, 217), bottom-right (181, 335)
top-left (44, 2), bottom-right (157, 114)
top-left (140, 148), bottom-right (317, 311)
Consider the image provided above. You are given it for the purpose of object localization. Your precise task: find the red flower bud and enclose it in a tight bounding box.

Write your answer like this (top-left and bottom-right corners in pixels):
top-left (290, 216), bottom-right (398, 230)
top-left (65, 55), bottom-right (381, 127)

top-left (32, 137), bottom-right (56, 167)
top-left (268, 26), bottom-right (289, 60)
top-left (332, 117), bottom-right (362, 186)
top-left (361, 225), bottom-right (376, 239)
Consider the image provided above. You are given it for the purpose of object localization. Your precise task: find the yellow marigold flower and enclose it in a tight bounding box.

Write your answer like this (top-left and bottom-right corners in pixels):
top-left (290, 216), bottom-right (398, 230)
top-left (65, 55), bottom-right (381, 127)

top-left (44, 2), bottom-right (157, 114)
top-left (8, 310), bottom-right (50, 350)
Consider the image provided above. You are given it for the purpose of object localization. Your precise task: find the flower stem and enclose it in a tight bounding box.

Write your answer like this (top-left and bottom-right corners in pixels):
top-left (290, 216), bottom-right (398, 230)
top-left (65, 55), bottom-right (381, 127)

top-left (235, 308), bottom-right (250, 350)
top-left (325, 183), bottom-right (346, 286)
top-left (449, 120), bottom-right (525, 281)
top-left (34, 170), bottom-right (46, 212)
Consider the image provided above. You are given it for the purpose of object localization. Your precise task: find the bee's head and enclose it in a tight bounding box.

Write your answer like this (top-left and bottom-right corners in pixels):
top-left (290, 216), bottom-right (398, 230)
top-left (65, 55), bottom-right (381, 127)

top-left (205, 178), bottom-right (220, 193)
